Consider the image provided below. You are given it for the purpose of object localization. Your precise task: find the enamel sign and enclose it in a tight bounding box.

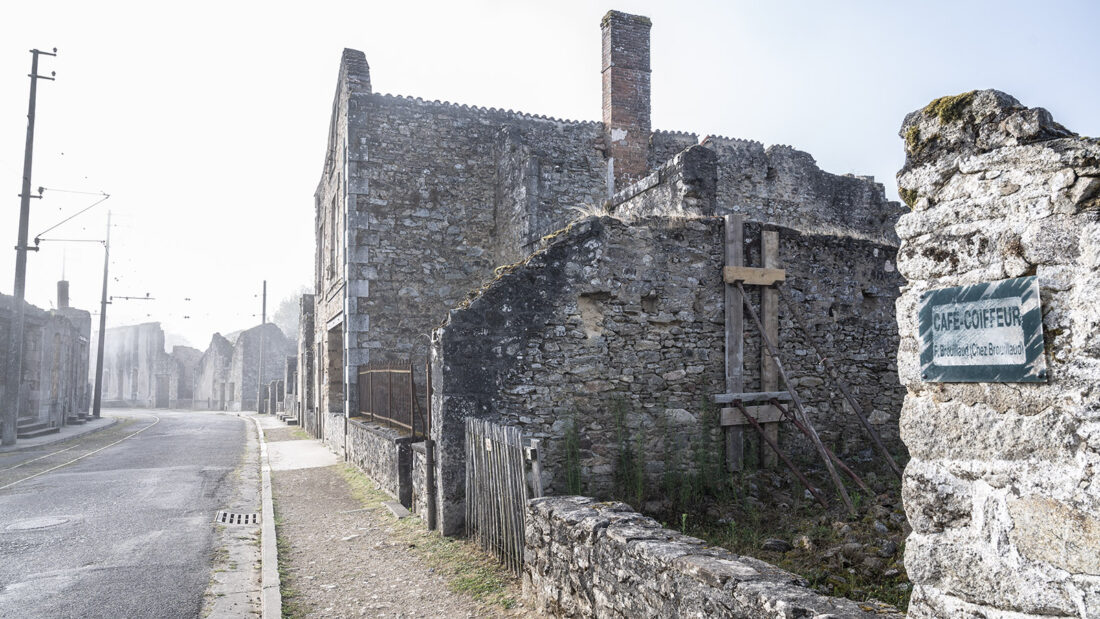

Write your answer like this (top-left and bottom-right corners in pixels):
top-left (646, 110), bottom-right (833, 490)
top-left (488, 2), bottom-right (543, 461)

top-left (918, 276), bottom-right (1047, 383)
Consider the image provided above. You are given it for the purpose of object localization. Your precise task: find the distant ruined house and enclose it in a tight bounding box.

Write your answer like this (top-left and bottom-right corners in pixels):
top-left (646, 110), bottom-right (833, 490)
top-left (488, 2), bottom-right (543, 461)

top-left (190, 324), bottom-right (291, 412)
top-left (99, 322), bottom-right (201, 409)
top-left (304, 10), bottom-right (905, 536)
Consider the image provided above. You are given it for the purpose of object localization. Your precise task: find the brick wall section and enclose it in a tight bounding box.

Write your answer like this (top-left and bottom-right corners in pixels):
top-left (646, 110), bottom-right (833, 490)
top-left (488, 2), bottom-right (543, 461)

top-left (523, 496), bottom-right (902, 618)
top-left (602, 11), bottom-right (652, 189)
top-left (431, 215), bottom-right (904, 535)
top-left (895, 90), bottom-right (1100, 617)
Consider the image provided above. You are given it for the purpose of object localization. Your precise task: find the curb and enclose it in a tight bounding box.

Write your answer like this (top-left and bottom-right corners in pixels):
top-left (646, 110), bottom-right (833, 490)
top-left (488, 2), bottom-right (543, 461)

top-left (251, 417), bottom-right (282, 619)
top-left (0, 417), bottom-right (119, 454)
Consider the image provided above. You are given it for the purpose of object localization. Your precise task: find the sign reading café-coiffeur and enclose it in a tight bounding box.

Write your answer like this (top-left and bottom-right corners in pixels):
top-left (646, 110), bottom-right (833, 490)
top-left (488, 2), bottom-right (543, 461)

top-left (918, 276), bottom-right (1047, 383)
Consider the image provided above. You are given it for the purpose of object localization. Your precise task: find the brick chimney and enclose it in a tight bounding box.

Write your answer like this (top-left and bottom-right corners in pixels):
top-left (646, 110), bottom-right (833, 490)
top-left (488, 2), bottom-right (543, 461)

top-left (601, 10), bottom-right (652, 190)
top-left (57, 280), bottom-right (69, 309)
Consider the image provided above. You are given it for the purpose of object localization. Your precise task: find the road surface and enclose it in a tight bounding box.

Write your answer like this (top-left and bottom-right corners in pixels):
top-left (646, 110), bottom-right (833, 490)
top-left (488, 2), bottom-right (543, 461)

top-left (0, 409), bottom-right (248, 618)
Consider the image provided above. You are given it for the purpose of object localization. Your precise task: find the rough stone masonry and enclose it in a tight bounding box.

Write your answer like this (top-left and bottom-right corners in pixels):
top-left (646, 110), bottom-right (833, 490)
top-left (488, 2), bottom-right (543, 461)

top-left (895, 90), bottom-right (1100, 617)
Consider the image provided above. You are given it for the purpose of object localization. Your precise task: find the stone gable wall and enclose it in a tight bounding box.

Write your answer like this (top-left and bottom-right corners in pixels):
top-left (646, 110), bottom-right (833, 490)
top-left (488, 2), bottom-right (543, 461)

top-left (895, 89), bottom-right (1100, 617)
top-left (432, 214), bottom-right (905, 535)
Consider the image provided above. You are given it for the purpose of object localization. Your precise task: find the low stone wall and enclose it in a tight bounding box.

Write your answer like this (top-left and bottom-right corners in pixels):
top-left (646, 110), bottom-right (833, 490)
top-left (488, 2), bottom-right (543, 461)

top-left (345, 418), bottom-right (419, 506)
top-left (523, 496), bottom-right (901, 618)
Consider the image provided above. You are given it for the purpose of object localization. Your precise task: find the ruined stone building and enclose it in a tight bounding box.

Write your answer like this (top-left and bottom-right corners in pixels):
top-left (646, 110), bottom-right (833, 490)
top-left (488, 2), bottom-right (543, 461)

top-left (194, 333), bottom-right (233, 410)
top-left (99, 322), bottom-right (201, 409)
top-left (305, 10), bottom-right (904, 536)
top-left (0, 280), bottom-right (91, 438)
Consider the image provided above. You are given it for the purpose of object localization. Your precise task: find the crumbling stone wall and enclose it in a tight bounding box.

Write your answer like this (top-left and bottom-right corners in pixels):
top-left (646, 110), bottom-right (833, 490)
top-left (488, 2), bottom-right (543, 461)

top-left (523, 496), bottom-right (901, 618)
top-left (704, 136), bottom-right (903, 245)
top-left (100, 322), bottom-right (166, 407)
top-left (895, 90), bottom-right (1100, 617)
top-left (432, 214), bottom-right (904, 535)
top-left (610, 145), bottom-right (717, 221)
top-left (297, 294), bottom-right (317, 434)
top-left (195, 333), bottom-right (233, 410)
top-left (613, 145), bottom-right (906, 459)
top-left (168, 345), bottom-right (201, 408)
top-left (2, 291), bottom-right (91, 428)
top-left (227, 323), bottom-right (291, 412)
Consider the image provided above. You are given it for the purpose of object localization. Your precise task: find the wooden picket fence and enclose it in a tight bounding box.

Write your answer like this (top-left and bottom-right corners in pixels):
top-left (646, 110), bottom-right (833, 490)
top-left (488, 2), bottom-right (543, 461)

top-left (464, 418), bottom-right (543, 575)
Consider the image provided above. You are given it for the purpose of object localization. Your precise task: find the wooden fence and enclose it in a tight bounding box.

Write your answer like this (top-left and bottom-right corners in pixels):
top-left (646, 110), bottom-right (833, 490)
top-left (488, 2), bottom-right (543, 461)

top-left (465, 418), bottom-right (543, 575)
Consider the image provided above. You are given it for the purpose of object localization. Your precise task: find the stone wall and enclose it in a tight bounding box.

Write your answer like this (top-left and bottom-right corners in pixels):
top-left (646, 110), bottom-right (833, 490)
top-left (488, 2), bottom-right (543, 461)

top-left (410, 442), bottom-right (431, 522)
top-left (195, 333), bottom-right (233, 410)
top-left (704, 136), bottom-right (903, 245)
top-left (610, 145), bottom-right (717, 221)
top-left (895, 90), bottom-right (1100, 617)
top-left (100, 322), bottom-right (165, 407)
top-left (1, 290), bottom-right (91, 428)
top-left (523, 496), bottom-right (901, 618)
top-left (345, 419), bottom-right (419, 505)
top-left (432, 214), bottom-right (904, 535)
top-left (227, 323), bottom-right (292, 412)
top-left (169, 345), bottom-right (202, 408)
top-left (298, 294), bottom-right (317, 434)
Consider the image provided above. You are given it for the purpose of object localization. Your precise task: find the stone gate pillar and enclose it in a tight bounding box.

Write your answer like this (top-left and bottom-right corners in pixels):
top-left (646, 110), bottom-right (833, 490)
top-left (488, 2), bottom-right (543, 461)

top-left (895, 90), bottom-right (1100, 617)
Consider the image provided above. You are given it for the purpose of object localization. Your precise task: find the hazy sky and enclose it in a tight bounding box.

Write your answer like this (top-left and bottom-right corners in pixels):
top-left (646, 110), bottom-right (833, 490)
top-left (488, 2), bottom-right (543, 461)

top-left (1, 0), bottom-right (1097, 350)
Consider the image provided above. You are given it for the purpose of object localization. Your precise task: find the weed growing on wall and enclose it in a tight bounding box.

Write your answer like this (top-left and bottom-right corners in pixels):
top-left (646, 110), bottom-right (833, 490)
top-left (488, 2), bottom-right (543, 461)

top-left (612, 397), bottom-right (645, 507)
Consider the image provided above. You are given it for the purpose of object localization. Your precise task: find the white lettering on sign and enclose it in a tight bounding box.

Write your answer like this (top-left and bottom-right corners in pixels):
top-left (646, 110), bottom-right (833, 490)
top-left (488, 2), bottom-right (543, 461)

top-left (931, 297), bottom-right (1026, 366)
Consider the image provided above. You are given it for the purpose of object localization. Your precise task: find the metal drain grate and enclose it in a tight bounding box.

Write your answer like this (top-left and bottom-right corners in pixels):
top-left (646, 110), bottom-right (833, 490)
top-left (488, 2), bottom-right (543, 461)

top-left (215, 511), bottom-right (259, 525)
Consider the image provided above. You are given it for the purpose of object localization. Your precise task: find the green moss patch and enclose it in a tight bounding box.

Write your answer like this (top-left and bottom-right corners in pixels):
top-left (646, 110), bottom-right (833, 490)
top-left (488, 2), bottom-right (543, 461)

top-left (924, 91), bottom-right (977, 124)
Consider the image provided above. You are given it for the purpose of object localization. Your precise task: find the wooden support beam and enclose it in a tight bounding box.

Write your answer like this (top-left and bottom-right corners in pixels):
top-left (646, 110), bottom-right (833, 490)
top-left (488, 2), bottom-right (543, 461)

top-left (723, 214), bottom-right (744, 472)
top-left (714, 391), bottom-right (792, 404)
top-left (723, 266), bottom-right (785, 286)
top-left (720, 405), bottom-right (783, 427)
top-left (760, 230), bottom-right (780, 468)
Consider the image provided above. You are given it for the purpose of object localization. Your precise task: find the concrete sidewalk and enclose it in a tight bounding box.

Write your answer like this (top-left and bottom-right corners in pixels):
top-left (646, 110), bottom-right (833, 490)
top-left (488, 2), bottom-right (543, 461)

top-left (0, 415), bottom-right (119, 454)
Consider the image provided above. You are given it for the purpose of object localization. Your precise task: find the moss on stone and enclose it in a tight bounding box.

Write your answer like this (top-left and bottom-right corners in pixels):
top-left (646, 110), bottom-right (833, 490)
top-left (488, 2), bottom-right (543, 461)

top-left (904, 126), bottom-right (922, 155)
top-left (924, 91), bottom-right (977, 124)
top-left (898, 187), bottom-right (918, 209)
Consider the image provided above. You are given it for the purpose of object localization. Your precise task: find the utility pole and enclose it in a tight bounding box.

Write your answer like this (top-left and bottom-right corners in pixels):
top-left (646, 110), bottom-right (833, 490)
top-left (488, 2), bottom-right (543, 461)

top-left (257, 280), bottom-right (266, 413)
top-left (91, 211), bottom-right (111, 419)
top-left (3, 48), bottom-right (55, 446)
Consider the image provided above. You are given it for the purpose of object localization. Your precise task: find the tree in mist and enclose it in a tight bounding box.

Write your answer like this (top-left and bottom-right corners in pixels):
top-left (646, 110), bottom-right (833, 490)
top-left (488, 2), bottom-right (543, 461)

top-left (273, 285), bottom-right (310, 340)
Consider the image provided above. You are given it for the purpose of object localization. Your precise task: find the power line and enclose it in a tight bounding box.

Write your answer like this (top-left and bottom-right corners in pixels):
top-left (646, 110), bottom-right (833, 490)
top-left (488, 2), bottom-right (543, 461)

top-left (34, 192), bottom-right (110, 243)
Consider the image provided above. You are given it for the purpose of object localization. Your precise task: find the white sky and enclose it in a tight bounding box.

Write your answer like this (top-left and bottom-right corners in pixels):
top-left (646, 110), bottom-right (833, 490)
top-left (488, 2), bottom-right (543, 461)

top-left (2, 0), bottom-right (1098, 350)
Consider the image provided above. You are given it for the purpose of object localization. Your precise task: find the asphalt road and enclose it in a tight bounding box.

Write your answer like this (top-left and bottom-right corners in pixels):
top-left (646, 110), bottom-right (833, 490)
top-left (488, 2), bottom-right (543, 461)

top-left (0, 409), bottom-right (248, 618)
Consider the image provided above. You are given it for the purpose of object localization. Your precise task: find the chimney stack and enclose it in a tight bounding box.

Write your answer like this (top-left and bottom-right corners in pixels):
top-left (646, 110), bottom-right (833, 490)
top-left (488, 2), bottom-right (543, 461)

top-left (601, 10), bottom-right (652, 190)
top-left (57, 280), bottom-right (69, 309)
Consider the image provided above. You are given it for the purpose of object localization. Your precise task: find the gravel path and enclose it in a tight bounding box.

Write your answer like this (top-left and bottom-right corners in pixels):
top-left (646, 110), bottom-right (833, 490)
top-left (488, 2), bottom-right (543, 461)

top-left (271, 448), bottom-right (522, 618)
